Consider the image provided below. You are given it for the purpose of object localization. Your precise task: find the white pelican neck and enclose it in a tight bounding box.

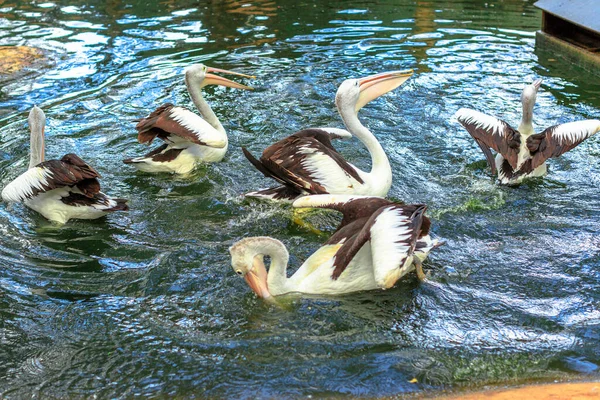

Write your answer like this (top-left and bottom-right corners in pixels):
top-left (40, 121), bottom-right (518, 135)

top-left (28, 106), bottom-right (46, 169)
top-left (518, 85), bottom-right (539, 135)
top-left (338, 103), bottom-right (392, 194)
top-left (185, 74), bottom-right (226, 135)
top-left (254, 238), bottom-right (290, 294)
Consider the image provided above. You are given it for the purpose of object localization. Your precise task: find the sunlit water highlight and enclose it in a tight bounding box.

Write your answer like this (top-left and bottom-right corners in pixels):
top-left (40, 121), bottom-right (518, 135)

top-left (0, 0), bottom-right (599, 398)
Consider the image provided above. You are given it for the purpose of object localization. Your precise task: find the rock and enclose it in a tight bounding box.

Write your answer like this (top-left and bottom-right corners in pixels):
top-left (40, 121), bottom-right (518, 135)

top-left (0, 46), bottom-right (43, 75)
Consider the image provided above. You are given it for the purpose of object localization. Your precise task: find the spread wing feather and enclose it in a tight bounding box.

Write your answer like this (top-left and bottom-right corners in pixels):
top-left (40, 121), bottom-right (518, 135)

top-left (455, 108), bottom-right (521, 173)
top-left (292, 195), bottom-right (427, 283)
top-left (330, 204), bottom-right (426, 282)
top-left (527, 120), bottom-right (600, 170)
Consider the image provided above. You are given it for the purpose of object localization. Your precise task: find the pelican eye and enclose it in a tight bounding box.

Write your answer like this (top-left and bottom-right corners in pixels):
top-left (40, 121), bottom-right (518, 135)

top-left (236, 270), bottom-right (243, 276)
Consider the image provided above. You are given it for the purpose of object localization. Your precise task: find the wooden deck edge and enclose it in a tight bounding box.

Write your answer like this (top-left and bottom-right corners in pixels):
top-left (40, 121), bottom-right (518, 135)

top-left (535, 31), bottom-right (600, 76)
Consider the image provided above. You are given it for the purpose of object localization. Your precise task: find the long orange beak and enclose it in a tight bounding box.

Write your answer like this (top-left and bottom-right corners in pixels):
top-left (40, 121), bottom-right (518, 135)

top-left (244, 257), bottom-right (271, 299)
top-left (202, 66), bottom-right (255, 90)
top-left (355, 69), bottom-right (413, 112)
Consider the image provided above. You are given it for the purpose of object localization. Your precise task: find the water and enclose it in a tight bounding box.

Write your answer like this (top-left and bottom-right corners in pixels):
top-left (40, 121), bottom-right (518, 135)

top-left (1, 0), bottom-right (599, 397)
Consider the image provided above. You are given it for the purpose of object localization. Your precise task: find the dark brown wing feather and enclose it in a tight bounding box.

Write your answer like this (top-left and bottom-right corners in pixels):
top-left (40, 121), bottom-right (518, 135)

top-left (33, 153), bottom-right (102, 198)
top-left (61, 193), bottom-right (129, 212)
top-left (135, 103), bottom-right (210, 146)
top-left (527, 121), bottom-right (600, 170)
top-left (331, 204), bottom-right (426, 280)
top-left (456, 108), bottom-right (521, 171)
top-left (245, 129), bottom-right (364, 195)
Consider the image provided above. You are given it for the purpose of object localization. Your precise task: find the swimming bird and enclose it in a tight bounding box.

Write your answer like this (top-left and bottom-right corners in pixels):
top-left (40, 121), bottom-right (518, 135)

top-left (229, 195), bottom-right (439, 299)
top-left (242, 70), bottom-right (413, 201)
top-left (1, 106), bottom-right (128, 224)
top-left (456, 79), bottom-right (600, 185)
top-left (124, 64), bottom-right (254, 174)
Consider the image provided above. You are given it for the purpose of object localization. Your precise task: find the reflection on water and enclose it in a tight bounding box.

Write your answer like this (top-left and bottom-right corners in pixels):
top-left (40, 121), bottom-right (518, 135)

top-left (0, 0), bottom-right (599, 398)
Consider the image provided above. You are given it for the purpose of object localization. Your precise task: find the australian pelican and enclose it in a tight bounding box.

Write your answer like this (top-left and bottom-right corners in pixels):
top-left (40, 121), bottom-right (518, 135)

top-left (456, 79), bottom-right (600, 185)
top-left (229, 195), bottom-right (440, 299)
top-left (242, 70), bottom-right (413, 201)
top-left (124, 64), bottom-right (254, 174)
top-left (1, 106), bottom-right (128, 224)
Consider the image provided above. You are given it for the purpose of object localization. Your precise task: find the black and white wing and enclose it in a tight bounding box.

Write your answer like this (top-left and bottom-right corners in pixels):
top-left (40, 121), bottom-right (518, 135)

top-left (2, 153), bottom-right (100, 202)
top-left (293, 195), bottom-right (428, 287)
top-left (243, 129), bottom-right (364, 197)
top-left (135, 103), bottom-right (226, 148)
top-left (455, 108), bottom-right (521, 174)
top-left (293, 194), bottom-right (393, 242)
top-left (527, 120), bottom-right (600, 169)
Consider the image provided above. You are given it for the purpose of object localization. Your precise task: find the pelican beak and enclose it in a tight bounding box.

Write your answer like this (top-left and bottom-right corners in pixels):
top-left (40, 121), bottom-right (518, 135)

top-left (532, 78), bottom-right (542, 91)
top-left (244, 257), bottom-right (271, 299)
top-left (355, 69), bottom-right (413, 112)
top-left (203, 66), bottom-right (255, 90)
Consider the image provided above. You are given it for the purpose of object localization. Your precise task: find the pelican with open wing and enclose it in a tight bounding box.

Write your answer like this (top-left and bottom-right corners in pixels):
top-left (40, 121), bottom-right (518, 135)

top-left (456, 79), bottom-right (600, 185)
top-left (229, 195), bottom-right (440, 299)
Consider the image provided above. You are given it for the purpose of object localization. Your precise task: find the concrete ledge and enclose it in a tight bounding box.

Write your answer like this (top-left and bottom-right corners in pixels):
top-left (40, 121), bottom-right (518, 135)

top-left (430, 381), bottom-right (600, 399)
top-left (536, 31), bottom-right (600, 76)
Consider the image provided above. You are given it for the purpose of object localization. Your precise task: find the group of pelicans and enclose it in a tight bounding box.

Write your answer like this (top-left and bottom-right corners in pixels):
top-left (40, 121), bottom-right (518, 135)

top-left (2, 64), bottom-right (599, 300)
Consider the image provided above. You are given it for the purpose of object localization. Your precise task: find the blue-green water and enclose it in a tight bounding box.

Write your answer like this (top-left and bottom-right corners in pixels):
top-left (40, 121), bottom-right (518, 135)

top-left (1, 0), bottom-right (599, 398)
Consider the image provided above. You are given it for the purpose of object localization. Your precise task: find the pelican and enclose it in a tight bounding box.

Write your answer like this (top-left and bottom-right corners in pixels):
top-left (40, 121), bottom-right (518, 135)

top-left (456, 79), bottom-right (600, 185)
top-left (124, 64), bottom-right (254, 174)
top-left (242, 70), bottom-right (413, 201)
top-left (1, 106), bottom-right (128, 224)
top-left (229, 195), bottom-right (440, 299)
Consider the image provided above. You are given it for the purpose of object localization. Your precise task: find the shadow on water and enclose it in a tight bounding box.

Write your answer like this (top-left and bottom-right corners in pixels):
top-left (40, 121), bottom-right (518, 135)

top-left (0, 0), bottom-right (599, 398)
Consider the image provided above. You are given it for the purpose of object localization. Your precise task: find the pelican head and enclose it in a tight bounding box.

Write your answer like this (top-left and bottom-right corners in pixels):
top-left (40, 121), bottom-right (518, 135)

top-left (185, 63), bottom-right (255, 90)
top-left (519, 78), bottom-right (542, 129)
top-left (521, 79), bottom-right (542, 110)
top-left (28, 106), bottom-right (46, 169)
top-left (335, 69), bottom-right (413, 114)
top-left (229, 236), bottom-right (285, 299)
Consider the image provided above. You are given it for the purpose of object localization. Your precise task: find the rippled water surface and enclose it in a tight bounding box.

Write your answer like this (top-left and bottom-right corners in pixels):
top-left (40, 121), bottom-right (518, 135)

top-left (1, 0), bottom-right (599, 398)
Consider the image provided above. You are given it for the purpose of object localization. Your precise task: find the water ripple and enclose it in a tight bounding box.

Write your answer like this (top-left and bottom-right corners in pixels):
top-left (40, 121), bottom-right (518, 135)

top-left (0, 0), bottom-right (599, 398)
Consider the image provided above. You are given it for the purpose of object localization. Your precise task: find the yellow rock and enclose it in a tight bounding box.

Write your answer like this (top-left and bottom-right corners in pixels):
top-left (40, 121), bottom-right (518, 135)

top-left (0, 46), bottom-right (43, 74)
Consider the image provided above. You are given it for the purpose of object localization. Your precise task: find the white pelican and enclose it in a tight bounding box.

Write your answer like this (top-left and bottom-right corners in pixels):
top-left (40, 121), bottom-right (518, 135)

top-left (456, 79), bottom-right (600, 185)
top-left (229, 195), bottom-right (440, 299)
top-left (1, 106), bottom-right (128, 224)
top-left (242, 70), bottom-right (413, 201)
top-left (124, 64), bottom-right (254, 174)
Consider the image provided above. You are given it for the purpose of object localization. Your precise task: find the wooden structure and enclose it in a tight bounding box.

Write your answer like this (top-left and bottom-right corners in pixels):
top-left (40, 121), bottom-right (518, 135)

top-left (535, 0), bottom-right (600, 75)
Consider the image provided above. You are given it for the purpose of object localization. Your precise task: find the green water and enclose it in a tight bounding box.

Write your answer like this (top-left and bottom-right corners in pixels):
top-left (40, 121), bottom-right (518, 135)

top-left (1, 0), bottom-right (599, 398)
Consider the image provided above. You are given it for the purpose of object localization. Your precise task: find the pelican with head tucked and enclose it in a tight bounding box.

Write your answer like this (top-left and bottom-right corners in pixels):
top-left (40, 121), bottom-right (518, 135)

top-left (242, 70), bottom-right (413, 201)
top-left (456, 79), bottom-right (600, 185)
top-left (1, 106), bottom-right (128, 224)
top-left (230, 195), bottom-right (440, 299)
top-left (124, 64), bottom-right (254, 174)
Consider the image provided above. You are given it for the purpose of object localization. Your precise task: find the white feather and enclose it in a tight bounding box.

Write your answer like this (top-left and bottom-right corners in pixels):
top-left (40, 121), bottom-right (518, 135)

top-left (455, 108), bottom-right (507, 137)
top-left (299, 149), bottom-right (362, 193)
top-left (1, 167), bottom-right (53, 202)
top-left (550, 120), bottom-right (600, 145)
top-left (315, 127), bottom-right (352, 139)
top-left (370, 207), bottom-right (414, 287)
top-left (168, 107), bottom-right (227, 148)
top-left (292, 194), bottom-right (378, 209)
top-left (24, 189), bottom-right (118, 224)
top-left (128, 143), bottom-right (226, 174)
